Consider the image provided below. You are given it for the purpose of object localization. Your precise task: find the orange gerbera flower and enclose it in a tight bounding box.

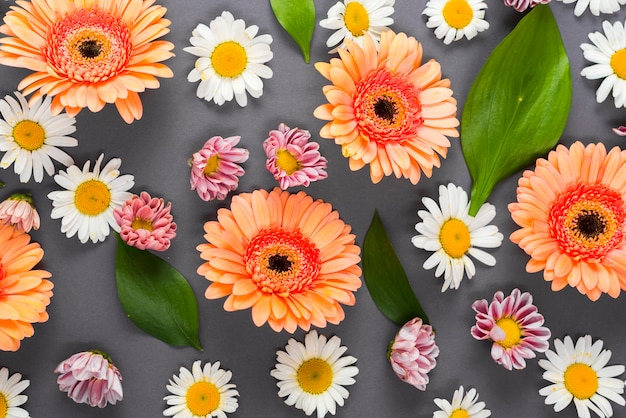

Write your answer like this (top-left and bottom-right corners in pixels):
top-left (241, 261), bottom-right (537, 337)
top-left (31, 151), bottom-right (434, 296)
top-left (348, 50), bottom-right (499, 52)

top-left (197, 188), bottom-right (362, 333)
top-left (0, 223), bottom-right (52, 351)
top-left (313, 30), bottom-right (459, 184)
top-left (509, 142), bottom-right (626, 301)
top-left (0, 0), bottom-right (175, 124)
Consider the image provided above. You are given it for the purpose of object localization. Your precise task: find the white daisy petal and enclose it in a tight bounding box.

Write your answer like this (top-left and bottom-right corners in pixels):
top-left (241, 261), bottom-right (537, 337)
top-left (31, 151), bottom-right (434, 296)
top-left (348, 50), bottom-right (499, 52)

top-left (422, 0), bottom-right (489, 45)
top-left (433, 386), bottom-right (491, 417)
top-left (0, 367), bottom-right (30, 418)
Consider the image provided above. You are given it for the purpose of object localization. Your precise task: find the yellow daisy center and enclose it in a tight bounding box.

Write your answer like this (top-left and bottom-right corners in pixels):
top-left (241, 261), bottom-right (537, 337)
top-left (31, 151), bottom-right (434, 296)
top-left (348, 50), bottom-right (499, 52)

top-left (211, 41), bottom-right (247, 78)
top-left (297, 358), bottom-right (333, 394)
top-left (495, 317), bottom-right (522, 348)
top-left (276, 149), bottom-right (301, 175)
top-left (13, 120), bottom-right (45, 151)
top-left (186, 381), bottom-right (221, 416)
top-left (564, 363), bottom-right (598, 400)
top-left (610, 49), bottom-right (626, 80)
top-left (204, 155), bottom-right (220, 175)
top-left (74, 179), bottom-right (111, 216)
top-left (0, 392), bottom-right (7, 418)
top-left (442, 0), bottom-right (474, 30)
top-left (439, 218), bottom-right (471, 258)
top-left (450, 409), bottom-right (470, 418)
top-left (344, 2), bottom-right (370, 37)
top-left (131, 218), bottom-right (153, 231)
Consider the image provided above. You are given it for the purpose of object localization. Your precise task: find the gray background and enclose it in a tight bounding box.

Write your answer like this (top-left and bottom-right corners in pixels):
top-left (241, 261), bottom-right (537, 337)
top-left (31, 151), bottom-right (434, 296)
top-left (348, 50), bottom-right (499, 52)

top-left (0, 0), bottom-right (625, 417)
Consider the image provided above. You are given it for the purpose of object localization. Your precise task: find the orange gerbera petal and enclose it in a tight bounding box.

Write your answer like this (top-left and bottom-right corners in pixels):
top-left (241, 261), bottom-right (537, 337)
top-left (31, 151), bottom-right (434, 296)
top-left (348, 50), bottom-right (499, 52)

top-left (197, 188), bottom-right (362, 333)
top-left (510, 142), bottom-right (626, 301)
top-left (314, 30), bottom-right (458, 184)
top-left (0, 224), bottom-right (52, 351)
top-left (0, 0), bottom-right (174, 123)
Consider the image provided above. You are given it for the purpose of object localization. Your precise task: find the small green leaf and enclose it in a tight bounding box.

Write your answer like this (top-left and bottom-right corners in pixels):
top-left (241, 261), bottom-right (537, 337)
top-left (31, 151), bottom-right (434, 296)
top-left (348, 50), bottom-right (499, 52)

top-left (115, 235), bottom-right (202, 350)
top-left (362, 210), bottom-right (429, 326)
top-left (269, 0), bottom-right (315, 63)
top-left (461, 4), bottom-right (572, 215)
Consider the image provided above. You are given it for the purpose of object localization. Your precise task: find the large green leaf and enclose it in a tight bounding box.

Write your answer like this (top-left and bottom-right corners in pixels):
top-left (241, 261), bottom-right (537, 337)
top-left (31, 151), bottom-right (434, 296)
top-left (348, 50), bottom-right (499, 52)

top-left (461, 4), bottom-right (571, 215)
top-left (269, 0), bottom-right (315, 63)
top-left (362, 210), bottom-right (429, 326)
top-left (115, 235), bottom-right (202, 350)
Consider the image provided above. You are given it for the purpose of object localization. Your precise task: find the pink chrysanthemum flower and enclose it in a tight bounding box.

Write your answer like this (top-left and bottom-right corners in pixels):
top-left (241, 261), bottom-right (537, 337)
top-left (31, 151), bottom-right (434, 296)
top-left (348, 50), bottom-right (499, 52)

top-left (55, 350), bottom-right (123, 408)
top-left (113, 192), bottom-right (176, 251)
top-left (471, 288), bottom-right (551, 371)
top-left (190, 136), bottom-right (249, 201)
top-left (613, 126), bottom-right (626, 136)
top-left (503, 0), bottom-right (550, 12)
top-left (263, 123), bottom-right (328, 189)
top-left (0, 193), bottom-right (40, 232)
top-left (388, 317), bottom-right (439, 390)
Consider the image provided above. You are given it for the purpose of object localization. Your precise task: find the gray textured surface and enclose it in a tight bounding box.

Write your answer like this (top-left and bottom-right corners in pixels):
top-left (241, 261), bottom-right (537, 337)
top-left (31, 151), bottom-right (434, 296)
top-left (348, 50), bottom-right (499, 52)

top-left (0, 0), bottom-right (625, 417)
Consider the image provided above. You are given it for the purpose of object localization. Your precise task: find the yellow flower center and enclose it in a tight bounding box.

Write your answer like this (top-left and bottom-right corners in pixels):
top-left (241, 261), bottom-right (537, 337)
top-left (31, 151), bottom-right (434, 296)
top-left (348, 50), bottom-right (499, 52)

top-left (0, 392), bottom-right (7, 418)
top-left (439, 218), bottom-right (471, 258)
top-left (494, 317), bottom-right (522, 348)
top-left (204, 155), bottom-right (220, 175)
top-left (211, 41), bottom-right (247, 78)
top-left (442, 0), bottom-right (474, 29)
top-left (131, 218), bottom-right (153, 231)
top-left (344, 2), bottom-right (370, 37)
top-left (564, 363), bottom-right (598, 400)
top-left (74, 180), bottom-right (111, 216)
top-left (12, 120), bottom-right (45, 151)
top-left (185, 381), bottom-right (221, 416)
top-left (276, 149), bottom-right (301, 175)
top-left (450, 409), bottom-right (470, 418)
top-left (610, 49), bottom-right (626, 80)
top-left (297, 358), bottom-right (333, 394)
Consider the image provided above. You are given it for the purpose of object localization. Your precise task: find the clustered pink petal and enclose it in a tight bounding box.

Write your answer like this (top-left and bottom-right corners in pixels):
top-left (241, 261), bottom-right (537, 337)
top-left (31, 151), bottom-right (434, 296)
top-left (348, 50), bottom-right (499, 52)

top-left (0, 194), bottom-right (40, 232)
top-left (613, 126), bottom-right (626, 136)
top-left (503, 0), bottom-right (550, 11)
top-left (263, 123), bottom-right (328, 189)
top-left (190, 136), bottom-right (249, 201)
top-left (54, 351), bottom-right (123, 408)
top-left (471, 288), bottom-right (551, 371)
top-left (388, 317), bottom-right (439, 390)
top-left (113, 192), bottom-right (177, 251)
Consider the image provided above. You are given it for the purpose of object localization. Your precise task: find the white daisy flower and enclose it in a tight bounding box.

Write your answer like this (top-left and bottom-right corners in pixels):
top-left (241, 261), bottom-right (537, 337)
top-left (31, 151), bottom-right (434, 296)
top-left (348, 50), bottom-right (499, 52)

top-left (433, 386), bottom-right (491, 418)
top-left (539, 335), bottom-right (626, 418)
top-left (184, 11), bottom-right (273, 107)
top-left (0, 367), bottom-right (30, 418)
top-left (411, 183), bottom-right (503, 292)
top-left (47, 153), bottom-right (134, 244)
top-left (163, 360), bottom-right (239, 418)
top-left (581, 20), bottom-right (626, 108)
top-left (0, 92), bottom-right (77, 183)
top-left (422, 0), bottom-right (489, 45)
top-left (557, 0), bottom-right (624, 16)
top-left (319, 0), bottom-right (395, 53)
top-left (270, 330), bottom-right (359, 418)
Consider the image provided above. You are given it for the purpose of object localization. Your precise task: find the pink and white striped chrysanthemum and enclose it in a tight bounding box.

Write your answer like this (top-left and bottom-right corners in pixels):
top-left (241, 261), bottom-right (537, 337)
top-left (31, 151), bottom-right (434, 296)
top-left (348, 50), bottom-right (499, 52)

top-left (114, 191), bottom-right (177, 251)
top-left (471, 288), bottom-right (551, 371)
top-left (388, 317), bottom-right (440, 390)
top-left (189, 135), bottom-right (249, 201)
top-left (263, 123), bottom-right (328, 189)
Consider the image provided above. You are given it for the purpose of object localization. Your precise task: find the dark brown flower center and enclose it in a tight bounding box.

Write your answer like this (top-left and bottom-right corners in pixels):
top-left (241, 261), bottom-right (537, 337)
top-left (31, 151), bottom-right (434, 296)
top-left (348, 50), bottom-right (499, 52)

top-left (268, 254), bottom-right (292, 273)
top-left (78, 39), bottom-right (103, 59)
top-left (373, 97), bottom-right (397, 123)
top-left (576, 212), bottom-right (605, 239)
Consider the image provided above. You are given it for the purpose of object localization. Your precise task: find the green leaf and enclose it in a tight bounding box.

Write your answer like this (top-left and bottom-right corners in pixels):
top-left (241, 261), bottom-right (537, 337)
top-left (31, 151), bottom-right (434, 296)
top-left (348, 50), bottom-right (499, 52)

top-left (269, 0), bottom-right (315, 63)
top-left (115, 235), bottom-right (202, 350)
top-left (461, 4), bottom-right (572, 216)
top-left (362, 210), bottom-right (429, 326)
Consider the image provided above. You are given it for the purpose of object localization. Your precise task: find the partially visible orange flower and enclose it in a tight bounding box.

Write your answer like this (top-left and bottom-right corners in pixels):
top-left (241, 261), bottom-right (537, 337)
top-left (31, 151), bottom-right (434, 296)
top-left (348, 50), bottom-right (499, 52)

top-left (0, 223), bottom-right (52, 351)
top-left (197, 188), bottom-right (362, 333)
top-left (0, 0), bottom-right (175, 124)
top-left (509, 141), bottom-right (626, 301)
top-left (313, 30), bottom-right (459, 184)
